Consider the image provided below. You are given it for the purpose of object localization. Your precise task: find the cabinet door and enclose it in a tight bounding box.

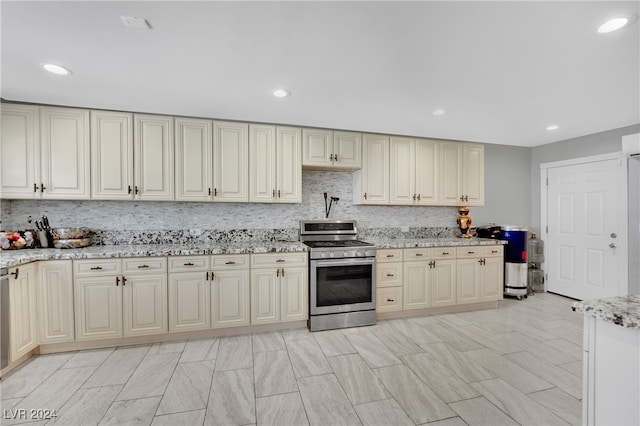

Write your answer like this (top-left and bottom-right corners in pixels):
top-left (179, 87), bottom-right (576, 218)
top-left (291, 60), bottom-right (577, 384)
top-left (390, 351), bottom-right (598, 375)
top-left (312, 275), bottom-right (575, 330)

top-left (250, 269), bottom-right (279, 324)
top-left (481, 257), bottom-right (503, 301)
top-left (276, 126), bottom-right (302, 203)
top-left (75, 275), bottom-right (123, 341)
top-left (123, 273), bottom-right (167, 337)
top-left (249, 124), bottom-right (276, 203)
top-left (134, 114), bottom-right (174, 200)
top-left (9, 264), bottom-right (38, 361)
top-left (1, 104), bottom-right (40, 198)
top-left (359, 134), bottom-right (389, 204)
top-left (456, 258), bottom-right (481, 304)
top-left (462, 144), bottom-right (484, 206)
top-left (431, 259), bottom-right (457, 307)
top-left (213, 121), bottom-right (248, 202)
top-left (175, 118), bottom-right (212, 201)
top-left (302, 128), bottom-right (333, 168)
top-left (91, 110), bottom-right (134, 200)
top-left (439, 142), bottom-right (462, 205)
top-left (334, 131), bottom-right (361, 169)
top-left (415, 139), bottom-right (439, 205)
top-left (37, 261), bottom-right (74, 344)
top-left (212, 269), bottom-right (250, 327)
top-left (168, 272), bottom-right (210, 332)
top-left (403, 261), bottom-right (430, 310)
top-left (40, 107), bottom-right (90, 199)
top-left (280, 267), bottom-right (307, 322)
top-left (390, 137), bottom-right (415, 205)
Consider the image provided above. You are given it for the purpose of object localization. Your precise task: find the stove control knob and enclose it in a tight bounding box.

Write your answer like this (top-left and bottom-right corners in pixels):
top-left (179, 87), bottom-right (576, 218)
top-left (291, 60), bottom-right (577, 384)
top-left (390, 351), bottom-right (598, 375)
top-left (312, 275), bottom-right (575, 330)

top-left (329, 252), bottom-right (335, 258)
top-left (344, 252), bottom-right (350, 257)
top-left (320, 253), bottom-right (327, 258)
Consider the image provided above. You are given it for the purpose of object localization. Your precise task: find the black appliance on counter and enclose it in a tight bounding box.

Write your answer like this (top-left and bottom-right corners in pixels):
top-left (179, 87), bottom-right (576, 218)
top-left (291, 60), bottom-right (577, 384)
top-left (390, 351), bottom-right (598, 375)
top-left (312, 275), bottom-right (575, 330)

top-left (300, 220), bottom-right (377, 331)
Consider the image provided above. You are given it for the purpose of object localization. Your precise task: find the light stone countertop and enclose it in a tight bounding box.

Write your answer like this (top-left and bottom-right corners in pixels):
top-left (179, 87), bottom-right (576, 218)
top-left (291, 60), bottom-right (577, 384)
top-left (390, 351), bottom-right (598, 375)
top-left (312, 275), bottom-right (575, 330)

top-left (572, 295), bottom-right (640, 330)
top-left (368, 237), bottom-right (507, 249)
top-left (0, 237), bottom-right (505, 268)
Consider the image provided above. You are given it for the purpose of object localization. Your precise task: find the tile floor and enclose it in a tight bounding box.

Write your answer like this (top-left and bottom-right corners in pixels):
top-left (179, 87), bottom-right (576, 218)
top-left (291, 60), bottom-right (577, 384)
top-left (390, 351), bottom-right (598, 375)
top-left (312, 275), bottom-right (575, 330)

top-left (0, 292), bottom-right (583, 425)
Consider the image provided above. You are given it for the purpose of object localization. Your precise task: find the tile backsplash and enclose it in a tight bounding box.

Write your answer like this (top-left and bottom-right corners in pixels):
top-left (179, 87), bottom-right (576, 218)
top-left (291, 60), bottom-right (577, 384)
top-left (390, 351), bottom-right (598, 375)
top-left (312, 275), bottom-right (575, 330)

top-left (1, 171), bottom-right (459, 239)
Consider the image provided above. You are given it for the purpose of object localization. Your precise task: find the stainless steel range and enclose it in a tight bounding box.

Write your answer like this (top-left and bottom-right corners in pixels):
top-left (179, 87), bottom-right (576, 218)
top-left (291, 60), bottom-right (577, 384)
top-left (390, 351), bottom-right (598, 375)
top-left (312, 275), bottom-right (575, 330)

top-left (300, 220), bottom-right (377, 331)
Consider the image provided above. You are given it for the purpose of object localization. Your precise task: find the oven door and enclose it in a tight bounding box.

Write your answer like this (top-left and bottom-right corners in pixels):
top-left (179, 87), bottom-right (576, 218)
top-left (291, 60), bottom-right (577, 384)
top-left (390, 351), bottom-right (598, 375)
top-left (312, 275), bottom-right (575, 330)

top-left (309, 257), bottom-right (376, 316)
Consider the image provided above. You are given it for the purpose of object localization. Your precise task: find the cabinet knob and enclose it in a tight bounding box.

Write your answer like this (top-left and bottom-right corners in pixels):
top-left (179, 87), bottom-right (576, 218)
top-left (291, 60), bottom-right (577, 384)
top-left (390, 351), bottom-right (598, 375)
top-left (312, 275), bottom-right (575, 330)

top-left (134, 186), bottom-right (139, 194)
top-left (364, 192), bottom-right (367, 200)
top-left (329, 154), bottom-right (334, 161)
top-left (41, 183), bottom-right (46, 193)
top-left (128, 185), bottom-right (132, 194)
top-left (412, 194), bottom-right (416, 201)
top-left (208, 188), bottom-right (212, 196)
top-left (417, 194), bottom-right (421, 201)
top-left (33, 183), bottom-right (39, 193)
top-left (277, 189), bottom-right (281, 198)
top-left (10, 268), bottom-right (19, 279)
top-left (122, 276), bottom-right (127, 286)
top-left (334, 154), bottom-right (339, 162)
top-left (116, 276), bottom-right (120, 286)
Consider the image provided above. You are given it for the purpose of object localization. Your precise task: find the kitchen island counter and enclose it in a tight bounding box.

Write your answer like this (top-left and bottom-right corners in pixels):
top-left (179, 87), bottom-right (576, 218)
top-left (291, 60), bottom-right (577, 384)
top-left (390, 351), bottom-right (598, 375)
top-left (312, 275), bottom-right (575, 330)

top-left (572, 295), bottom-right (640, 330)
top-left (0, 241), bottom-right (308, 268)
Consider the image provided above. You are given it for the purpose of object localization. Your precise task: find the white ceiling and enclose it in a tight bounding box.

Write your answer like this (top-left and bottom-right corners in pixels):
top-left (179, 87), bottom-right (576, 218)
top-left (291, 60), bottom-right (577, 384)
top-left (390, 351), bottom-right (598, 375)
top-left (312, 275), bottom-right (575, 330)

top-left (2, 1), bottom-right (639, 147)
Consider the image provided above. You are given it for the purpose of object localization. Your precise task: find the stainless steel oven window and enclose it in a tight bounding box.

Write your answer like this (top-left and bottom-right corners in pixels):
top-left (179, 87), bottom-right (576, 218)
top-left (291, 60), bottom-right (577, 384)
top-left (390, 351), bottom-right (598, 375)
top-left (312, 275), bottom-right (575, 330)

top-left (309, 257), bottom-right (376, 315)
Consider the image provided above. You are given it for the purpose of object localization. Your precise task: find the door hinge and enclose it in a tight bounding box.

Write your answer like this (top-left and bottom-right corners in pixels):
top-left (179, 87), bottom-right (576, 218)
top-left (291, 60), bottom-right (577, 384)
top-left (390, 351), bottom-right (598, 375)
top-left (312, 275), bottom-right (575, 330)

top-left (546, 177), bottom-right (549, 186)
top-left (546, 225), bottom-right (548, 233)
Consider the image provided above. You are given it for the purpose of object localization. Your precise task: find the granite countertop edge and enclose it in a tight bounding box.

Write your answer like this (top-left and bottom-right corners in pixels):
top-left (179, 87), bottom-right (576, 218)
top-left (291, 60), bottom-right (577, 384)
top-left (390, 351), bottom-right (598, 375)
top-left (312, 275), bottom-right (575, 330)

top-left (572, 295), bottom-right (640, 330)
top-left (1, 237), bottom-right (504, 268)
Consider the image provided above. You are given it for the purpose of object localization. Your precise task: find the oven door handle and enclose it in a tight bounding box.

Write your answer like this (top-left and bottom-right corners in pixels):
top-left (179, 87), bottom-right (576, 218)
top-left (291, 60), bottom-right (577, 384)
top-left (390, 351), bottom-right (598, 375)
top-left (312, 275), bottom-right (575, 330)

top-left (312, 257), bottom-right (376, 268)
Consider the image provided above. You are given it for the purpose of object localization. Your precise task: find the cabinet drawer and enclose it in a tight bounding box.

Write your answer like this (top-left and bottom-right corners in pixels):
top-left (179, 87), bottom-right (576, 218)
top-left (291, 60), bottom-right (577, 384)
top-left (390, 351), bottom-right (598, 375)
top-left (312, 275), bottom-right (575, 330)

top-left (479, 245), bottom-right (503, 257)
top-left (123, 257), bottom-right (167, 274)
top-left (377, 263), bottom-right (403, 287)
top-left (404, 248), bottom-right (430, 260)
top-left (377, 249), bottom-right (403, 263)
top-left (456, 247), bottom-right (483, 258)
top-left (74, 259), bottom-right (122, 276)
top-left (429, 247), bottom-right (456, 259)
top-left (212, 254), bottom-right (249, 268)
top-left (377, 287), bottom-right (403, 312)
top-left (168, 256), bottom-right (209, 272)
top-left (251, 252), bottom-right (307, 268)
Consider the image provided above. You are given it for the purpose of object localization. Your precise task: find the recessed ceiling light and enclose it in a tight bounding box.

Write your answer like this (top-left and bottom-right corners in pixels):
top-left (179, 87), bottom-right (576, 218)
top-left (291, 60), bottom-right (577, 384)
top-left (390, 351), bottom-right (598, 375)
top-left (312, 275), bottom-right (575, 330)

top-left (432, 108), bottom-right (446, 116)
top-left (273, 89), bottom-right (290, 98)
top-left (121, 16), bottom-right (151, 29)
top-left (597, 17), bottom-right (629, 33)
top-left (546, 125), bottom-right (559, 131)
top-left (42, 63), bottom-right (72, 75)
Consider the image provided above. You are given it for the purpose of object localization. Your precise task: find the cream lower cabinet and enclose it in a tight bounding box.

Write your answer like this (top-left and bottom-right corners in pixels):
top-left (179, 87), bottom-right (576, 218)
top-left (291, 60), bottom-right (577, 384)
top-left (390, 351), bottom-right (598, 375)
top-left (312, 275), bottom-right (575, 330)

top-left (9, 263), bottom-right (38, 361)
top-left (456, 246), bottom-right (503, 304)
top-left (37, 260), bottom-right (74, 344)
top-left (168, 255), bottom-right (250, 332)
top-left (376, 249), bottom-right (403, 312)
top-left (74, 258), bottom-right (167, 341)
top-left (403, 248), bottom-right (432, 310)
top-left (210, 255), bottom-right (250, 328)
top-left (250, 253), bottom-right (308, 325)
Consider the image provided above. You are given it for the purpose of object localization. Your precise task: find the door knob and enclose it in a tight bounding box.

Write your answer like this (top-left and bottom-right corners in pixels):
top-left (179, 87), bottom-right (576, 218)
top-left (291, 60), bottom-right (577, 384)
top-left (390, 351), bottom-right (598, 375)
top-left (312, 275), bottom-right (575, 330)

top-left (609, 242), bottom-right (617, 248)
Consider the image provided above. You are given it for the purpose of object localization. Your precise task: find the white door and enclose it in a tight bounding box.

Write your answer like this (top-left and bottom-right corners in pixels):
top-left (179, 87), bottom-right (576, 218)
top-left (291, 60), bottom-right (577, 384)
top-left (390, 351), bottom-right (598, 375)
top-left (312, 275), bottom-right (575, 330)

top-left (546, 158), bottom-right (628, 299)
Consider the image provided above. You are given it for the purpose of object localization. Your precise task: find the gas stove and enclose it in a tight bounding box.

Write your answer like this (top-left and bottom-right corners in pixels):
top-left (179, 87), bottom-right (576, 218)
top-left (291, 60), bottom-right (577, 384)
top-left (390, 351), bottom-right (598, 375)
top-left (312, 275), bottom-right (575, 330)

top-left (300, 220), bottom-right (376, 260)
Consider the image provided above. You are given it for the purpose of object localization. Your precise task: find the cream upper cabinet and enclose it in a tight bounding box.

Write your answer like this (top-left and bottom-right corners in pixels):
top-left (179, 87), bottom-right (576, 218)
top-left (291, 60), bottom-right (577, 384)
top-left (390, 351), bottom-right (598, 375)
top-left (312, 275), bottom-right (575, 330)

top-left (39, 107), bottom-right (91, 199)
top-left (213, 121), bottom-right (248, 202)
top-left (174, 118), bottom-right (213, 201)
top-left (1, 104), bottom-right (40, 198)
top-left (134, 114), bottom-right (174, 200)
top-left (390, 137), bottom-right (416, 205)
top-left (249, 125), bottom-right (301, 203)
top-left (440, 142), bottom-right (484, 206)
top-left (414, 139), bottom-right (439, 205)
top-left (91, 110), bottom-right (134, 200)
top-left (462, 144), bottom-right (485, 206)
top-left (9, 263), bottom-right (38, 361)
top-left (353, 134), bottom-right (389, 204)
top-left (390, 137), bottom-right (439, 206)
top-left (37, 260), bottom-right (74, 344)
top-left (302, 128), bottom-right (361, 170)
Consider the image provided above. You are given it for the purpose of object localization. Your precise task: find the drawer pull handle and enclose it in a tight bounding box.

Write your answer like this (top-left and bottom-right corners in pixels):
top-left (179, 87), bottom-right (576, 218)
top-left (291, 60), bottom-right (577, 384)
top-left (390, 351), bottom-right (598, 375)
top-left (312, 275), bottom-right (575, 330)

top-left (137, 264), bottom-right (150, 269)
top-left (276, 259), bottom-right (285, 263)
top-left (184, 262), bottom-right (195, 266)
top-left (386, 273), bottom-right (395, 277)
top-left (415, 253), bottom-right (423, 257)
top-left (225, 261), bottom-right (236, 265)
top-left (442, 252), bottom-right (450, 255)
top-left (90, 266), bottom-right (103, 270)
top-left (468, 251), bottom-right (475, 254)
top-left (491, 250), bottom-right (499, 253)
top-left (386, 298), bottom-right (395, 302)
top-left (386, 254), bottom-right (395, 258)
